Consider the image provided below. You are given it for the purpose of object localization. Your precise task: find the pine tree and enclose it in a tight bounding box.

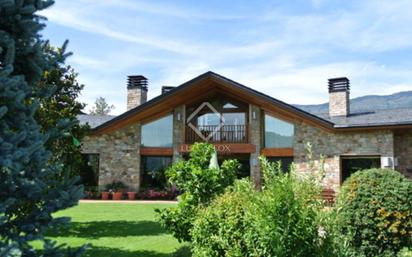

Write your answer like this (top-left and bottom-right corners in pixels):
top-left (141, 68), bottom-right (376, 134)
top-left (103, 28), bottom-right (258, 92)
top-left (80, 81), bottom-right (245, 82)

top-left (89, 97), bottom-right (115, 115)
top-left (0, 1), bottom-right (84, 256)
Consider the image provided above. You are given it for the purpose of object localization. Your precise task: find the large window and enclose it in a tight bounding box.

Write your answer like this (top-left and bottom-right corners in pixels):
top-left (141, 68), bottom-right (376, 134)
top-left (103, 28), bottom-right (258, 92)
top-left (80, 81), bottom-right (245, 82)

top-left (264, 114), bottom-right (294, 148)
top-left (141, 115), bottom-right (173, 147)
top-left (196, 113), bottom-right (246, 126)
top-left (222, 113), bottom-right (246, 125)
top-left (186, 100), bottom-right (248, 143)
top-left (341, 156), bottom-right (381, 182)
top-left (141, 156), bottom-right (173, 189)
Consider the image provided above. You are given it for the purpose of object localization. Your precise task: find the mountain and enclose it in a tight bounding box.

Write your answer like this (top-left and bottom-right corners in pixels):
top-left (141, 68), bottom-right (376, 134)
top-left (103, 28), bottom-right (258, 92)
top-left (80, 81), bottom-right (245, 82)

top-left (295, 91), bottom-right (412, 114)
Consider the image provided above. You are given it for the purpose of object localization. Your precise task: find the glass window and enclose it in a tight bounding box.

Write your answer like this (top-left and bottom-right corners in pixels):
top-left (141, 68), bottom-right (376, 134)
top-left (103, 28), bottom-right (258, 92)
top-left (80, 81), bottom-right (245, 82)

top-left (141, 115), bottom-right (173, 147)
top-left (197, 113), bottom-right (221, 126)
top-left (264, 114), bottom-right (294, 148)
top-left (222, 113), bottom-right (246, 125)
top-left (141, 156), bottom-right (173, 189)
top-left (341, 156), bottom-right (381, 182)
top-left (223, 102), bottom-right (239, 109)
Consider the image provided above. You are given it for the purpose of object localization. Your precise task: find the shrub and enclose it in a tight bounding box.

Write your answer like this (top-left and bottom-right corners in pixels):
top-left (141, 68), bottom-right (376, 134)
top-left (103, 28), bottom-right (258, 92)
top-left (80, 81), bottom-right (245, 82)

top-left (191, 156), bottom-right (336, 257)
top-left (156, 143), bottom-right (239, 242)
top-left (335, 168), bottom-right (412, 257)
top-left (191, 180), bottom-right (254, 257)
top-left (244, 157), bottom-right (333, 257)
top-left (398, 248), bottom-right (412, 257)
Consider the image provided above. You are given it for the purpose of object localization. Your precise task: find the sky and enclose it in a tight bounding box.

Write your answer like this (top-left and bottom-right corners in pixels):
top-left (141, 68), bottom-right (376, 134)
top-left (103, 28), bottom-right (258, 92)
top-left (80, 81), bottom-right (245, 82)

top-left (40, 0), bottom-right (412, 115)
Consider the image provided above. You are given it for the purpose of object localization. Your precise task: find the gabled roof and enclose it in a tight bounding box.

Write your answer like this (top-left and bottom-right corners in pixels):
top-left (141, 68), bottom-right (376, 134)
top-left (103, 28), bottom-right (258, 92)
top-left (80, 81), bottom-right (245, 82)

top-left (77, 114), bottom-right (116, 129)
top-left (92, 71), bottom-right (412, 134)
top-left (92, 71), bottom-right (334, 134)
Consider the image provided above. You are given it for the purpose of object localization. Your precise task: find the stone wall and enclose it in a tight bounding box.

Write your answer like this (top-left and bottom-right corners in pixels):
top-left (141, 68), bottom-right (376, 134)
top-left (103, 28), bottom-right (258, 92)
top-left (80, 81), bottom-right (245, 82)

top-left (82, 123), bottom-right (141, 191)
top-left (249, 104), bottom-right (262, 188)
top-left (394, 131), bottom-right (412, 179)
top-left (294, 122), bottom-right (394, 191)
top-left (173, 105), bottom-right (185, 162)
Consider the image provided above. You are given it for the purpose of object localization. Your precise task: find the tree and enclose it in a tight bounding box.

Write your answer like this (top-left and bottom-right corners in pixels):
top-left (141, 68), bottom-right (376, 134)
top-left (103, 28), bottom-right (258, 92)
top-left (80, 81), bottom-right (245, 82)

top-left (89, 97), bottom-right (114, 115)
top-left (36, 42), bottom-right (90, 178)
top-left (0, 1), bottom-right (84, 256)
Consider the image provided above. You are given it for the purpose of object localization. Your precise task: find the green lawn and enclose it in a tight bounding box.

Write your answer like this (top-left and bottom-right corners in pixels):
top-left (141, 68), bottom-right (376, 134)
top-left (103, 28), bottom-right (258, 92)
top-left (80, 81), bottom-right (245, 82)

top-left (47, 203), bottom-right (189, 257)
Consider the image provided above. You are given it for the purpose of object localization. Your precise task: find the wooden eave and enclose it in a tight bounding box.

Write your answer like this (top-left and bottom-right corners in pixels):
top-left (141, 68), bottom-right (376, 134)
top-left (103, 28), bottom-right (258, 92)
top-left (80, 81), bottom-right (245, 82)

top-left (332, 123), bottom-right (412, 132)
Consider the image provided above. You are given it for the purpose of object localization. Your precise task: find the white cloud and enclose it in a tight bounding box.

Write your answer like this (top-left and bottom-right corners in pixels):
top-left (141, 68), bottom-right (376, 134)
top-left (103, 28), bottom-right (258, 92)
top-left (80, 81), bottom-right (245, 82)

top-left (41, 0), bottom-right (412, 115)
top-left (41, 7), bottom-right (199, 54)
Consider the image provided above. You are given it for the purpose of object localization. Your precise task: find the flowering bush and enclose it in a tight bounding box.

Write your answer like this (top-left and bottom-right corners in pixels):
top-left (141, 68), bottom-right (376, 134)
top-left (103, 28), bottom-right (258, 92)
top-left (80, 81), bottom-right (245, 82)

top-left (138, 188), bottom-right (178, 200)
top-left (83, 186), bottom-right (100, 199)
top-left (335, 168), bottom-right (412, 257)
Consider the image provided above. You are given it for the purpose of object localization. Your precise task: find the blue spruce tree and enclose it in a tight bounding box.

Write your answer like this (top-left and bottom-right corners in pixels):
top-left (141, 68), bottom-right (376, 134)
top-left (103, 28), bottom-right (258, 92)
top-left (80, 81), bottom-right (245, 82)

top-left (0, 1), bottom-right (84, 256)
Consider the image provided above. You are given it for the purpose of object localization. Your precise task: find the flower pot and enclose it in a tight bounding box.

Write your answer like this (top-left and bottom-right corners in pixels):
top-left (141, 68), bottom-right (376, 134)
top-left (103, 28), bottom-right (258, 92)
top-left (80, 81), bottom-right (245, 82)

top-left (101, 191), bottom-right (110, 200)
top-left (127, 192), bottom-right (136, 200)
top-left (113, 192), bottom-right (123, 200)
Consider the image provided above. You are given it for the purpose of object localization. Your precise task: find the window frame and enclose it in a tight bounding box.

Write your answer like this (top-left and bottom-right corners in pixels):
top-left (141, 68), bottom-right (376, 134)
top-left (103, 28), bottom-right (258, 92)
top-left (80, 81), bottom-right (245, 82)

top-left (340, 155), bottom-right (381, 183)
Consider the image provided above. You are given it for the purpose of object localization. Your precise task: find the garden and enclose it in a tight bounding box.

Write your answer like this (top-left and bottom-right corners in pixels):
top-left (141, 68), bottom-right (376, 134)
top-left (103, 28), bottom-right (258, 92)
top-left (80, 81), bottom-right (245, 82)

top-left (44, 143), bottom-right (412, 257)
top-left (153, 143), bottom-right (411, 257)
top-left (44, 203), bottom-right (189, 257)
top-left (65, 143), bottom-right (412, 257)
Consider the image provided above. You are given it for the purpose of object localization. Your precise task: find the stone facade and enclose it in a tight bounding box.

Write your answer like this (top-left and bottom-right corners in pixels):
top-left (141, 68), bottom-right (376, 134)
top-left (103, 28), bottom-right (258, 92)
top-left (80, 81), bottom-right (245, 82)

top-left (82, 123), bottom-right (141, 190)
top-left (81, 104), bottom-right (411, 193)
top-left (249, 104), bottom-right (262, 188)
top-left (394, 132), bottom-right (412, 179)
top-left (294, 122), bottom-right (395, 191)
top-left (329, 91), bottom-right (349, 117)
top-left (173, 105), bottom-right (185, 162)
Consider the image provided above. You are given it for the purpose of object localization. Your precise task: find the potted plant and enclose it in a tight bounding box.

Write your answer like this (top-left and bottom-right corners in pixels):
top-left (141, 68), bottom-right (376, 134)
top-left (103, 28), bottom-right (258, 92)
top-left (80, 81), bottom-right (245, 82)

top-left (127, 191), bottom-right (136, 200)
top-left (111, 181), bottom-right (126, 200)
top-left (84, 186), bottom-right (99, 199)
top-left (101, 191), bottom-right (110, 200)
top-left (113, 191), bottom-right (123, 200)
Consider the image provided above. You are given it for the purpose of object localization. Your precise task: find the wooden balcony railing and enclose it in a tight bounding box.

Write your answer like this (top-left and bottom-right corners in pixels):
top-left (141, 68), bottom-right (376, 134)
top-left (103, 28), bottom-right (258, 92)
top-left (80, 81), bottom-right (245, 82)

top-left (185, 124), bottom-right (248, 144)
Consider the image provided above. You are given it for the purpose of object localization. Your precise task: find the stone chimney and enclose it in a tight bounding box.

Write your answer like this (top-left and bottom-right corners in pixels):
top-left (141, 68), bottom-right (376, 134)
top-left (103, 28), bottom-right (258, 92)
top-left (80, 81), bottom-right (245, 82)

top-left (328, 77), bottom-right (350, 117)
top-left (161, 86), bottom-right (175, 94)
top-left (127, 75), bottom-right (148, 110)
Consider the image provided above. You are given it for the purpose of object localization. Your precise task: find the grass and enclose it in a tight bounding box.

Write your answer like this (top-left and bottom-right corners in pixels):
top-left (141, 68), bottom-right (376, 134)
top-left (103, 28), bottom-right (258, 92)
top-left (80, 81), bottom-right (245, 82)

top-left (46, 202), bottom-right (190, 257)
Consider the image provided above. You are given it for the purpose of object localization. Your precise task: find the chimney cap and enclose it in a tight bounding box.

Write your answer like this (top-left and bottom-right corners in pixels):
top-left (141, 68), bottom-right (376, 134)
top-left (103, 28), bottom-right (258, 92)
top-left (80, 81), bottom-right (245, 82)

top-left (328, 77), bottom-right (349, 93)
top-left (161, 86), bottom-right (175, 94)
top-left (127, 75), bottom-right (148, 90)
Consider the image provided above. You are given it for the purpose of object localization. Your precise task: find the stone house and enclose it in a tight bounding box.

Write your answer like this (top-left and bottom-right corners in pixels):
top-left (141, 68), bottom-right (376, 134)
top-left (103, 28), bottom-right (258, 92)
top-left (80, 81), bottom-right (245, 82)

top-left (78, 71), bottom-right (412, 192)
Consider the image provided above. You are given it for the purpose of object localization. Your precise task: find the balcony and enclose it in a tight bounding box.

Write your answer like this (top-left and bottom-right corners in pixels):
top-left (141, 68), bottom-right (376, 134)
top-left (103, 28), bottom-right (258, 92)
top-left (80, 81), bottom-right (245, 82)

top-left (185, 124), bottom-right (248, 144)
